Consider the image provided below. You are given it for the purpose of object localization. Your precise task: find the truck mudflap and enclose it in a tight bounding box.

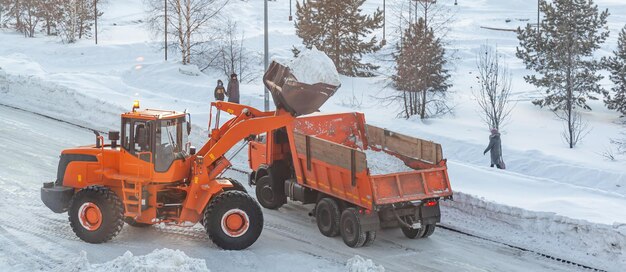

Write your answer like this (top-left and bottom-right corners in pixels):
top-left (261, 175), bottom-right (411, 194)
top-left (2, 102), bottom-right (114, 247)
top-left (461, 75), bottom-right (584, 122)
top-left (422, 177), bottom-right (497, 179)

top-left (381, 201), bottom-right (441, 229)
top-left (419, 203), bottom-right (441, 225)
top-left (41, 182), bottom-right (74, 213)
top-left (358, 211), bottom-right (381, 232)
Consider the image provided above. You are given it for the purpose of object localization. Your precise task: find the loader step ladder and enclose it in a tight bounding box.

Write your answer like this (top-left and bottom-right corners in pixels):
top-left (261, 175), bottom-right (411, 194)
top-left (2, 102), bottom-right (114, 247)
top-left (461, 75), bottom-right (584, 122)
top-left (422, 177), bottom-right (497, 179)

top-left (122, 180), bottom-right (142, 217)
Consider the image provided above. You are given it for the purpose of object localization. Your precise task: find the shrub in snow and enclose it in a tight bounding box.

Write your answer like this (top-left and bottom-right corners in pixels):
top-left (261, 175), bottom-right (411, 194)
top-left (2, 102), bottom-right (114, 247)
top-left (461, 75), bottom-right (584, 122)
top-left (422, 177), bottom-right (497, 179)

top-left (346, 255), bottom-right (385, 272)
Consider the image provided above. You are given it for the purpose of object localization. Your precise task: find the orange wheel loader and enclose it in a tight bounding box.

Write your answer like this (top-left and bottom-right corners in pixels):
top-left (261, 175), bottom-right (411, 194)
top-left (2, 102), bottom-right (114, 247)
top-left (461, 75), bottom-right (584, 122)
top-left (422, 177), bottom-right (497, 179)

top-left (39, 61), bottom-right (340, 249)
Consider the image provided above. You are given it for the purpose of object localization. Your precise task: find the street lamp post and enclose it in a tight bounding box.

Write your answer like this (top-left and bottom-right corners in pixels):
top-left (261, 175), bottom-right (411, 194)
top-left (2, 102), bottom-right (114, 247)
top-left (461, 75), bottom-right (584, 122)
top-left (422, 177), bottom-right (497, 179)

top-left (537, 0), bottom-right (540, 39)
top-left (264, 0), bottom-right (269, 111)
top-left (165, 0), bottom-right (168, 61)
top-left (94, 0), bottom-right (98, 44)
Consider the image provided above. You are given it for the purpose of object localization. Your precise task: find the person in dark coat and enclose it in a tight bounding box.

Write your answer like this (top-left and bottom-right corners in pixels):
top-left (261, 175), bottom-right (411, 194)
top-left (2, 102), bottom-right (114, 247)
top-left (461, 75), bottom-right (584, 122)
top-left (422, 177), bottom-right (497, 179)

top-left (227, 73), bottom-right (240, 104)
top-left (483, 128), bottom-right (504, 169)
top-left (214, 80), bottom-right (226, 101)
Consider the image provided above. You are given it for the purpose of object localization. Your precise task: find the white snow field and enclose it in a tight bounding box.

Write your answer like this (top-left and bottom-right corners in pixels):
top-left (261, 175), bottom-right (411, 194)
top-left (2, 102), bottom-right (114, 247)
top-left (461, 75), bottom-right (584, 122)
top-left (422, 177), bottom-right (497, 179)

top-left (0, 0), bottom-right (625, 271)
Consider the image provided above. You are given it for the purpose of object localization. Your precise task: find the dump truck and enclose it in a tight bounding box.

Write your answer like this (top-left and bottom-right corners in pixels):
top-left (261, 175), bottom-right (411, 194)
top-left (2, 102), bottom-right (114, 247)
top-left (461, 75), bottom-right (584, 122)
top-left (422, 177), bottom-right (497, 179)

top-left (248, 63), bottom-right (453, 248)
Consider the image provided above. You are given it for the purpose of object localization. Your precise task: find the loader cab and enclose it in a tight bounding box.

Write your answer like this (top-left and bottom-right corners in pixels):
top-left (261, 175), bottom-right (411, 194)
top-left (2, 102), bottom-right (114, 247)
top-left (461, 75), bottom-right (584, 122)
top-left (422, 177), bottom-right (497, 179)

top-left (121, 108), bottom-right (190, 172)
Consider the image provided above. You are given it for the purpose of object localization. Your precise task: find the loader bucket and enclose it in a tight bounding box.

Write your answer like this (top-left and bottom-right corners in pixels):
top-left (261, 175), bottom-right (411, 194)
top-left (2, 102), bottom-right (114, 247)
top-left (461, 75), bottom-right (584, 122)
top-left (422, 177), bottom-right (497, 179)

top-left (263, 61), bottom-right (340, 116)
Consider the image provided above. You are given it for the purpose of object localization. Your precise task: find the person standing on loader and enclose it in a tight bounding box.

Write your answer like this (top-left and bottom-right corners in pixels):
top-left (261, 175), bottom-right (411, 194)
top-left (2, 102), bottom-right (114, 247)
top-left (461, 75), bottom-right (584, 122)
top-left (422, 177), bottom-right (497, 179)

top-left (214, 80), bottom-right (226, 101)
top-left (227, 73), bottom-right (240, 104)
top-left (483, 128), bottom-right (505, 169)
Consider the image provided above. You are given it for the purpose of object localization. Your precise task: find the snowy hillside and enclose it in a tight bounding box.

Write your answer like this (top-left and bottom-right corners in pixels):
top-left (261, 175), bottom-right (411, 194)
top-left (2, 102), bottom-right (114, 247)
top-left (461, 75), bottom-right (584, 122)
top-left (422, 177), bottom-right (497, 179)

top-left (1, 0), bottom-right (625, 271)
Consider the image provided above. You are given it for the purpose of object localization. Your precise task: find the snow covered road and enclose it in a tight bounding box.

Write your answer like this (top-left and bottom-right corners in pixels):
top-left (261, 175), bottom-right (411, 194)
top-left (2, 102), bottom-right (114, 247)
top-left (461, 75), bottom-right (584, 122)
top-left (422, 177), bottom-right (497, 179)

top-left (0, 105), bottom-right (590, 271)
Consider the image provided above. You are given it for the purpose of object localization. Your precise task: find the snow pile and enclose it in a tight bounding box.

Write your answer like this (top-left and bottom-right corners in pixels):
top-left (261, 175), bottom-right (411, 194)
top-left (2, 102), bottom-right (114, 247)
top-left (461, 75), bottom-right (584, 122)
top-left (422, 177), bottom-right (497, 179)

top-left (281, 46), bottom-right (341, 86)
top-left (441, 192), bottom-right (626, 272)
top-left (58, 249), bottom-right (210, 272)
top-left (345, 255), bottom-right (385, 272)
top-left (364, 149), bottom-right (415, 175)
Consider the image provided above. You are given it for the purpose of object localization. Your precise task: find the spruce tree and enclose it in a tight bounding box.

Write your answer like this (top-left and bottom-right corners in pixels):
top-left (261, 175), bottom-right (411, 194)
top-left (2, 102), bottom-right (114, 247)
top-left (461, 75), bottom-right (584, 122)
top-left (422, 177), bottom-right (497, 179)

top-left (295, 0), bottom-right (383, 77)
top-left (604, 26), bottom-right (626, 117)
top-left (517, 0), bottom-right (609, 148)
top-left (393, 18), bottom-right (450, 119)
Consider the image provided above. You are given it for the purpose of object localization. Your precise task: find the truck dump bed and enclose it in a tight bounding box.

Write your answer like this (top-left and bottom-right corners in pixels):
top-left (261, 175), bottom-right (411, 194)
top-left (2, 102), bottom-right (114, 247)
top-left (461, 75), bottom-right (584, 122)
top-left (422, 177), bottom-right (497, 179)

top-left (292, 113), bottom-right (452, 210)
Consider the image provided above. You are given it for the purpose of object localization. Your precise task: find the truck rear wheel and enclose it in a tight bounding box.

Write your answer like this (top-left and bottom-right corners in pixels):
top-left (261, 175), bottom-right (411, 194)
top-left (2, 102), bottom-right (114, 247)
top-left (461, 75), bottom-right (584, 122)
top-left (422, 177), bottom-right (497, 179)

top-left (204, 191), bottom-right (263, 250)
top-left (255, 175), bottom-right (285, 210)
top-left (315, 198), bottom-right (340, 237)
top-left (68, 186), bottom-right (124, 244)
top-left (401, 224), bottom-right (436, 239)
top-left (421, 224), bottom-right (436, 238)
top-left (340, 208), bottom-right (366, 248)
top-left (363, 231), bottom-right (377, 247)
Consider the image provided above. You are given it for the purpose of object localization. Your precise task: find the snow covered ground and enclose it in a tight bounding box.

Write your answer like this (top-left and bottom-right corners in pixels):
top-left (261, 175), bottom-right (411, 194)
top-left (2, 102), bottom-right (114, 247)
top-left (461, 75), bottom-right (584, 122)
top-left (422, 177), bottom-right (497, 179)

top-left (0, 105), bottom-right (596, 271)
top-left (1, 0), bottom-right (625, 271)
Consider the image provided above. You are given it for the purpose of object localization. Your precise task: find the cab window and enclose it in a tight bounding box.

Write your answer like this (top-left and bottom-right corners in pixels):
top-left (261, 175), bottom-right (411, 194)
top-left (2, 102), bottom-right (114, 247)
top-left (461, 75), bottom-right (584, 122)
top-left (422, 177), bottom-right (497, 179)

top-left (133, 121), bottom-right (152, 162)
top-left (155, 118), bottom-right (187, 172)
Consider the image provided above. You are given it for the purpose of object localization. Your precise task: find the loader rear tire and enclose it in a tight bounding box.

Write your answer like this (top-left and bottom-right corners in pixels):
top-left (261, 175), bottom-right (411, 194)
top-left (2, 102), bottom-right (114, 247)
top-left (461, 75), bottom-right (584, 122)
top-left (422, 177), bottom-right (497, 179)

top-left (340, 208), bottom-right (367, 248)
top-left (255, 175), bottom-right (285, 210)
top-left (315, 198), bottom-right (340, 237)
top-left (68, 186), bottom-right (124, 244)
top-left (204, 191), bottom-right (263, 250)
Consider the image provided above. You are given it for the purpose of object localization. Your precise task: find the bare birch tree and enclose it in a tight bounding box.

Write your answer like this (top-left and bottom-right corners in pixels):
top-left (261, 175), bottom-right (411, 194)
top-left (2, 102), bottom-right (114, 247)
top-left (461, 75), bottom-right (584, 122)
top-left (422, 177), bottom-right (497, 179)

top-left (474, 45), bottom-right (515, 130)
top-left (211, 19), bottom-right (260, 83)
top-left (145, 0), bottom-right (229, 65)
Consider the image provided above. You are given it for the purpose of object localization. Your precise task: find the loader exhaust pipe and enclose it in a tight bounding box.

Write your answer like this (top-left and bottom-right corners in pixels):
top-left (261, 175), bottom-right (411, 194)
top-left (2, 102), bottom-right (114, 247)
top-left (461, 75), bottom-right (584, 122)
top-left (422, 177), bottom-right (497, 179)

top-left (93, 130), bottom-right (101, 148)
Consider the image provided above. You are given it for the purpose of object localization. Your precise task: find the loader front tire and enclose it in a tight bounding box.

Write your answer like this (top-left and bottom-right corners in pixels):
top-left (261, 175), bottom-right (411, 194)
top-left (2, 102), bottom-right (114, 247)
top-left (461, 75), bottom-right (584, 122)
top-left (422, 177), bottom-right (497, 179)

top-left (223, 178), bottom-right (247, 193)
top-left (68, 186), bottom-right (124, 244)
top-left (204, 191), bottom-right (263, 250)
top-left (316, 198), bottom-right (340, 237)
top-left (340, 208), bottom-right (367, 248)
top-left (255, 175), bottom-right (285, 210)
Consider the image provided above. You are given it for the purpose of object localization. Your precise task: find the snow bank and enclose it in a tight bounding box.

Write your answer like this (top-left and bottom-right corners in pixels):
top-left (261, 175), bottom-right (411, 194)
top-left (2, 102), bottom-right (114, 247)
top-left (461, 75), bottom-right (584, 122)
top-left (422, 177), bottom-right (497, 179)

top-left (0, 72), bottom-right (124, 132)
top-left (58, 249), bottom-right (210, 272)
top-left (346, 255), bottom-right (385, 272)
top-left (0, 53), bottom-right (47, 77)
top-left (364, 149), bottom-right (414, 174)
top-left (441, 192), bottom-right (626, 271)
top-left (279, 47), bottom-right (341, 86)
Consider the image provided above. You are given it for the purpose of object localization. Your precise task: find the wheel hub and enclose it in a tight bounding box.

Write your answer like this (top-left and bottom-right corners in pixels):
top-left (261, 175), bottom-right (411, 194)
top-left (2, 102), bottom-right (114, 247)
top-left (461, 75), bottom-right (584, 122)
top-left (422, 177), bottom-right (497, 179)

top-left (78, 202), bottom-right (102, 231)
top-left (221, 209), bottom-right (250, 238)
top-left (261, 186), bottom-right (274, 201)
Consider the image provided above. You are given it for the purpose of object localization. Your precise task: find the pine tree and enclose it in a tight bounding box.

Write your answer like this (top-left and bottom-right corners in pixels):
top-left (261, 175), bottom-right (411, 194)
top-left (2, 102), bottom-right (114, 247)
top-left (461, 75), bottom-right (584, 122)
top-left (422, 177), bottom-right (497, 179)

top-left (517, 0), bottom-right (609, 148)
top-left (295, 0), bottom-right (383, 77)
top-left (393, 18), bottom-right (450, 119)
top-left (604, 26), bottom-right (626, 117)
